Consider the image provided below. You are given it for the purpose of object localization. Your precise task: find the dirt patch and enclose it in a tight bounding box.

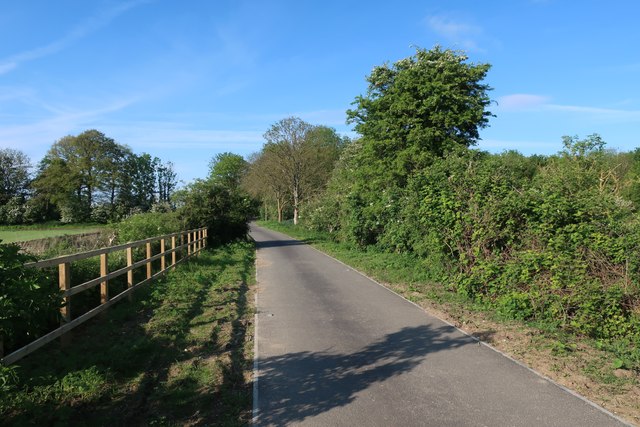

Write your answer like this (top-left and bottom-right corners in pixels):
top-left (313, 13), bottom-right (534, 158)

top-left (388, 281), bottom-right (640, 426)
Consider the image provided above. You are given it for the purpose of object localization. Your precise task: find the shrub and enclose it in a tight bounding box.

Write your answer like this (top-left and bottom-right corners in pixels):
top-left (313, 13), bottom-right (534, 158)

top-left (179, 180), bottom-right (255, 246)
top-left (115, 212), bottom-right (182, 243)
top-left (0, 241), bottom-right (62, 353)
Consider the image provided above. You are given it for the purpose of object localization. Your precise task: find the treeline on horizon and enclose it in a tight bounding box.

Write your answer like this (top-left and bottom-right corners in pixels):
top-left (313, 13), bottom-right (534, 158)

top-left (0, 129), bottom-right (178, 225)
top-left (242, 47), bottom-right (640, 357)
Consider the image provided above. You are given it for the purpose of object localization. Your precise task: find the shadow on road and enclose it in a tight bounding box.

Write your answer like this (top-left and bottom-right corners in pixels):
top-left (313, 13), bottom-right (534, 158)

top-left (255, 324), bottom-right (476, 426)
top-left (255, 238), bottom-right (313, 249)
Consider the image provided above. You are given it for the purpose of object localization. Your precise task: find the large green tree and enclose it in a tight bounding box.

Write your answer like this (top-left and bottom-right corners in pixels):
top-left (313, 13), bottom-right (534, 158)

top-left (208, 152), bottom-right (248, 189)
top-left (33, 130), bottom-right (123, 222)
top-left (329, 46), bottom-right (494, 245)
top-left (347, 46), bottom-right (493, 179)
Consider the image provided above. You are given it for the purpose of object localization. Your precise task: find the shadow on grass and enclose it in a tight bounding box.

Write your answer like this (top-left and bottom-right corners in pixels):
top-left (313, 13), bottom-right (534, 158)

top-left (254, 324), bottom-right (476, 426)
top-left (2, 243), bottom-right (255, 427)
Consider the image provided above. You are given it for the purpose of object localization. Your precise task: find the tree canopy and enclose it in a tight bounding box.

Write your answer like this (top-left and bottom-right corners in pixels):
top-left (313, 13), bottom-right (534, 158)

top-left (347, 46), bottom-right (493, 177)
top-left (247, 117), bottom-right (344, 224)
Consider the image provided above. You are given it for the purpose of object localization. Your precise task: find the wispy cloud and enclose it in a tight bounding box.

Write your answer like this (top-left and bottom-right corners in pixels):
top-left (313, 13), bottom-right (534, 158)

top-left (546, 104), bottom-right (640, 121)
top-left (0, 0), bottom-right (150, 75)
top-left (425, 14), bottom-right (485, 52)
top-left (497, 94), bottom-right (550, 110)
top-left (497, 93), bottom-right (640, 122)
top-left (108, 125), bottom-right (263, 150)
top-left (0, 97), bottom-right (140, 149)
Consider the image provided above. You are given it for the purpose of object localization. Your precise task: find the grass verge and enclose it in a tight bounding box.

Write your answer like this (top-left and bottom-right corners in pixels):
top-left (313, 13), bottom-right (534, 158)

top-left (0, 240), bottom-right (255, 427)
top-left (257, 221), bottom-right (640, 425)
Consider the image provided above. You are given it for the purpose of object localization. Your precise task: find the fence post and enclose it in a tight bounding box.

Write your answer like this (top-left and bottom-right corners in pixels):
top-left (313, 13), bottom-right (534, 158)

top-left (188, 232), bottom-right (192, 256)
top-left (146, 242), bottom-right (152, 279)
top-left (100, 253), bottom-right (108, 304)
top-left (126, 247), bottom-right (134, 302)
top-left (160, 238), bottom-right (166, 272)
top-left (59, 262), bottom-right (71, 345)
top-left (171, 235), bottom-right (176, 269)
top-left (59, 262), bottom-right (71, 323)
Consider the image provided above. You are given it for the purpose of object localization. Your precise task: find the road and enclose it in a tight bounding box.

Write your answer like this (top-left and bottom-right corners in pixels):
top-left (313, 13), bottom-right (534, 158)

top-left (251, 225), bottom-right (630, 427)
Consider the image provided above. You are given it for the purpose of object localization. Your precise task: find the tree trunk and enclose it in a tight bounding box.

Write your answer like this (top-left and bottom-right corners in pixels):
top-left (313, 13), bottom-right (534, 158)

top-left (292, 186), bottom-right (299, 225)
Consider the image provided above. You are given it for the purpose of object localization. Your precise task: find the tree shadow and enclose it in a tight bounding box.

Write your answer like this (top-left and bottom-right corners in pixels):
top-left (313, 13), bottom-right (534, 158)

top-left (255, 324), bottom-right (475, 426)
top-left (254, 239), bottom-right (310, 249)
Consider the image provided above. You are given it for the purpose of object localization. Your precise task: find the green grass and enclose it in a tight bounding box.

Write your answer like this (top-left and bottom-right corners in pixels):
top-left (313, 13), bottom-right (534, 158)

top-left (0, 223), bottom-right (106, 243)
top-left (0, 241), bottom-right (255, 426)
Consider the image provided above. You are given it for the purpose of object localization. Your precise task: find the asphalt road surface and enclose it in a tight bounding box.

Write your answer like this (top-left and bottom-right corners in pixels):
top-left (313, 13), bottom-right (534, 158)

top-left (251, 225), bottom-right (630, 427)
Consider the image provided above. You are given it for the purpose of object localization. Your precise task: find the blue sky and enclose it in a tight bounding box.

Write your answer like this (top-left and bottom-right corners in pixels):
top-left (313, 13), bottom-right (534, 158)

top-left (1, 0), bottom-right (639, 184)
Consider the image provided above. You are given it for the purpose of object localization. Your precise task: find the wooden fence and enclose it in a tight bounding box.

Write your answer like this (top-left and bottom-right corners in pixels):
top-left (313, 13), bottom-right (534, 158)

top-left (1, 227), bottom-right (208, 365)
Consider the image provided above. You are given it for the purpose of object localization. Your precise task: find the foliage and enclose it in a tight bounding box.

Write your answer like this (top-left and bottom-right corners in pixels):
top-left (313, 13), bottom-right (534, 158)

top-left (0, 149), bottom-right (31, 206)
top-left (246, 117), bottom-right (344, 224)
top-left (0, 242), bottom-right (61, 353)
top-left (313, 131), bottom-right (640, 344)
top-left (209, 152), bottom-right (248, 189)
top-left (179, 179), bottom-right (256, 246)
top-left (326, 47), bottom-right (494, 247)
top-left (11, 129), bottom-right (178, 226)
top-left (306, 46), bottom-right (639, 347)
top-left (346, 46), bottom-right (493, 168)
top-left (115, 212), bottom-right (182, 243)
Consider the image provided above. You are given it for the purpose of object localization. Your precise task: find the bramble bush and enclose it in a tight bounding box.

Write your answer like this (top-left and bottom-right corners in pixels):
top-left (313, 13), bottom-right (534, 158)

top-left (0, 241), bottom-right (62, 355)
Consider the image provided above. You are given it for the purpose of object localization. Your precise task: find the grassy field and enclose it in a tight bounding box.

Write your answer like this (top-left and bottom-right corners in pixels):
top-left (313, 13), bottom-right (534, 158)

top-left (0, 223), bottom-right (106, 243)
top-left (256, 221), bottom-right (640, 425)
top-left (0, 241), bottom-right (255, 426)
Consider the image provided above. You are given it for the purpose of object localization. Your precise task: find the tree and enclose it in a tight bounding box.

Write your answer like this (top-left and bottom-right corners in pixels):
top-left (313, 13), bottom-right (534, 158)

top-left (261, 117), bottom-right (343, 224)
top-left (328, 46), bottom-right (494, 245)
top-left (0, 149), bottom-right (31, 206)
top-left (179, 178), bottom-right (255, 246)
top-left (156, 160), bottom-right (177, 203)
top-left (208, 152), bottom-right (248, 189)
top-left (346, 46), bottom-right (493, 178)
top-left (117, 153), bottom-right (158, 214)
top-left (33, 130), bottom-right (124, 222)
top-left (243, 150), bottom-right (290, 222)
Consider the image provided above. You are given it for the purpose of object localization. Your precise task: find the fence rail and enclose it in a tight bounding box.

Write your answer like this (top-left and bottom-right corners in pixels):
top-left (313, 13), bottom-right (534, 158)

top-left (1, 227), bottom-right (208, 365)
